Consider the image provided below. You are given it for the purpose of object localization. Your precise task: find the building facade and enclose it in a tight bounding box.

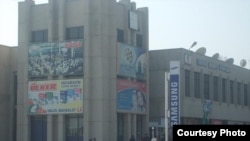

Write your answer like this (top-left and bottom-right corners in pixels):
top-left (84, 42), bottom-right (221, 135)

top-left (17, 0), bottom-right (149, 141)
top-left (0, 45), bottom-right (17, 141)
top-left (149, 48), bottom-right (250, 138)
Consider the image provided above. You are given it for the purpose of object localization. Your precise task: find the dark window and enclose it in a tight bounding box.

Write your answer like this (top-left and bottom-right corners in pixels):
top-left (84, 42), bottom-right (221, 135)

top-left (204, 74), bottom-right (209, 99)
top-left (66, 26), bottom-right (83, 40)
top-left (31, 30), bottom-right (48, 42)
top-left (194, 72), bottom-right (200, 98)
top-left (185, 70), bottom-right (190, 97)
top-left (230, 80), bottom-right (234, 104)
top-left (117, 29), bottom-right (124, 42)
top-left (136, 34), bottom-right (143, 48)
top-left (222, 78), bottom-right (226, 102)
top-left (66, 115), bottom-right (83, 141)
top-left (136, 115), bottom-right (143, 140)
top-left (31, 116), bottom-right (47, 141)
top-left (213, 76), bottom-right (218, 101)
top-left (237, 82), bottom-right (241, 105)
top-left (244, 84), bottom-right (248, 106)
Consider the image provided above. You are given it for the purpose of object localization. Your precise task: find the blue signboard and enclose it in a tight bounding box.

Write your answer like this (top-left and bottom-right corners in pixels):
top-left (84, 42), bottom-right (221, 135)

top-left (169, 61), bottom-right (180, 127)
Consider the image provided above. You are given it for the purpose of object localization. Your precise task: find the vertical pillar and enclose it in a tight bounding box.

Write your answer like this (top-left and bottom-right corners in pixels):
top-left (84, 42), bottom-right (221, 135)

top-left (47, 116), bottom-right (53, 141)
top-left (58, 115), bottom-right (65, 141)
top-left (124, 114), bottom-right (131, 141)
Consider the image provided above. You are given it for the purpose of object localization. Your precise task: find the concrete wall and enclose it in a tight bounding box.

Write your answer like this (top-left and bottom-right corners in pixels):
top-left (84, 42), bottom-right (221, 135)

top-left (0, 45), bottom-right (18, 141)
top-left (17, 0), bottom-right (149, 141)
top-left (149, 48), bottom-right (250, 125)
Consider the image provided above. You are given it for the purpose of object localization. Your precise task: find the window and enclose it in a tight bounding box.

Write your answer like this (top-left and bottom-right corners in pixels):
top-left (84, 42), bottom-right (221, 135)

top-left (185, 70), bottom-right (190, 97)
top-left (31, 30), bottom-right (48, 42)
top-left (117, 29), bottom-right (124, 42)
top-left (230, 80), bottom-right (234, 104)
top-left (66, 26), bottom-right (84, 40)
top-left (66, 115), bottom-right (83, 141)
top-left (31, 116), bottom-right (47, 141)
top-left (136, 34), bottom-right (143, 48)
top-left (222, 78), bottom-right (226, 102)
top-left (213, 76), bottom-right (218, 101)
top-left (244, 84), bottom-right (248, 106)
top-left (237, 82), bottom-right (241, 105)
top-left (204, 74), bottom-right (210, 99)
top-left (194, 72), bottom-right (200, 98)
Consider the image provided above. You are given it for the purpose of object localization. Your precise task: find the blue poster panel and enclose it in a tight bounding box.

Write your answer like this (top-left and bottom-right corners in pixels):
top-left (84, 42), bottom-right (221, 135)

top-left (117, 43), bottom-right (147, 80)
top-left (28, 40), bottom-right (83, 77)
top-left (117, 78), bottom-right (147, 113)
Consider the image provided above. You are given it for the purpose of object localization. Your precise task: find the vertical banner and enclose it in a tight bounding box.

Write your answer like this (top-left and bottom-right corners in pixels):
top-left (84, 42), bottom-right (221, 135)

top-left (169, 61), bottom-right (180, 127)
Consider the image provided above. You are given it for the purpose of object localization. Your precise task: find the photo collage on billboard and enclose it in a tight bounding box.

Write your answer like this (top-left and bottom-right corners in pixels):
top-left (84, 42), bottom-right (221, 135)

top-left (28, 79), bottom-right (83, 114)
top-left (28, 40), bottom-right (83, 77)
top-left (116, 42), bottom-right (147, 114)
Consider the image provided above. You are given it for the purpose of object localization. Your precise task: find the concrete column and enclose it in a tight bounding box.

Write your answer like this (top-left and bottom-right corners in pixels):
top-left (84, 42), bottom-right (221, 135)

top-left (17, 1), bottom-right (34, 141)
top-left (58, 0), bottom-right (65, 41)
top-left (48, 0), bottom-right (55, 42)
top-left (58, 115), bottom-right (65, 141)
top-left (47, 115), bottom-right (53, 141)
top-left (124, 114), bottom-right (131, 141)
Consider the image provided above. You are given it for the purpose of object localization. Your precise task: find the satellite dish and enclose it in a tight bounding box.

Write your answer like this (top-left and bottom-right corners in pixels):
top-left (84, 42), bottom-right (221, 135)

top-left (212, 53), bottom-right (219, 59)
top-left (195, 47), bottom-right (206, 55)
top-left (240, 59), bottom-right (247, 67)
top-left (225, 58), bottom-right (234, 64)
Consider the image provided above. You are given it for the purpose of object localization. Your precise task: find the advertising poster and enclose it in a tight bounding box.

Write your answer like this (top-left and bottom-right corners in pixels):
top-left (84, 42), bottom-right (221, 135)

top-left (28, 40), bottom-right (83, 77)
top-left (28, 79), bottom-right (83, 114)
top-left (117, 43), bottom-right (147, 80)
top-left (117, 78), bottom-right (147, 113)
top-left (169, 61), bottom-right (180, 127)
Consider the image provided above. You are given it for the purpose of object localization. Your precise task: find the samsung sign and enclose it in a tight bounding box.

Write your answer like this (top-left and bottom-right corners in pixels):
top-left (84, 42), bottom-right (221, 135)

top-left (169, 61), bottom-right (180, 127)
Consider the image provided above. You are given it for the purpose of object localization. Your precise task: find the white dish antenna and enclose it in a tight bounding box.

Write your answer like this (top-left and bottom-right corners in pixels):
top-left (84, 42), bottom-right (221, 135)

top-left (195, 47), bottom-right (206, 55)
top-left (225, 58), bottom-right (234, 64)
top-left (212, 53), bottom-right (219, 59)
top-left (240, 59), bottom-right (247, 67)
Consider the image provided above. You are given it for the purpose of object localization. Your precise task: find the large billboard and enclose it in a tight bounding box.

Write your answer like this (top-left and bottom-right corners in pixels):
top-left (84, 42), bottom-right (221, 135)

top-left (169, 61), bottom-right (180, 127)
top-left (117, 43), bottom-right (147, 80)
top-left (28, 40), bottom-right (83, 77)
top-left (117, 78), bottom-right (147, 113)
top-left (28, 79), bottom-right (83, 114)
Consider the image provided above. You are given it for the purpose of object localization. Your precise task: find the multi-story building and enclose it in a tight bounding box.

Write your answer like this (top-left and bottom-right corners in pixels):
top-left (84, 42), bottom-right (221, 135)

top-left (17, 0), bottom-right (149, 141)
top-left (0, 45), bottom-right (17, 141)
top-left (149, 48), bottom-right (250, 139)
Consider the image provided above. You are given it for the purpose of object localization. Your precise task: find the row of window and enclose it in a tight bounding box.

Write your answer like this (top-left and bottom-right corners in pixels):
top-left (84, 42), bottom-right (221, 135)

top-left (31, 27), bottom-right (143, 48)
top-left (185, 70), bottom-right (249, 106)
top-left (117, 29), bottom-right (143, 48)
top-left (31, 26), bottom-right (84, 42)
top-left (30, 115), bottom-right (83, 141)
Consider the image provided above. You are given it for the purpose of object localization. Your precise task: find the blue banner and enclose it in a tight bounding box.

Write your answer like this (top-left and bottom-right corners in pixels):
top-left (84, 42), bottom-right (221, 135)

top-left (117, 43), bottom-right (147, 80)
top-left (170, 61), bottom-right (180, 127)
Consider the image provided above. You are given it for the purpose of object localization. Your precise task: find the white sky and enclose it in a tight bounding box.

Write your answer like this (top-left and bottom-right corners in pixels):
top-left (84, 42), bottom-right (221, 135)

top-left (1, 0), bottom-right (250, 67)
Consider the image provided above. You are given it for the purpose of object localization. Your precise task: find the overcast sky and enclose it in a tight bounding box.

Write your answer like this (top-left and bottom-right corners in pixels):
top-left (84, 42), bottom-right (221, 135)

top-left (1, 0), bottom-right (250, 67)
